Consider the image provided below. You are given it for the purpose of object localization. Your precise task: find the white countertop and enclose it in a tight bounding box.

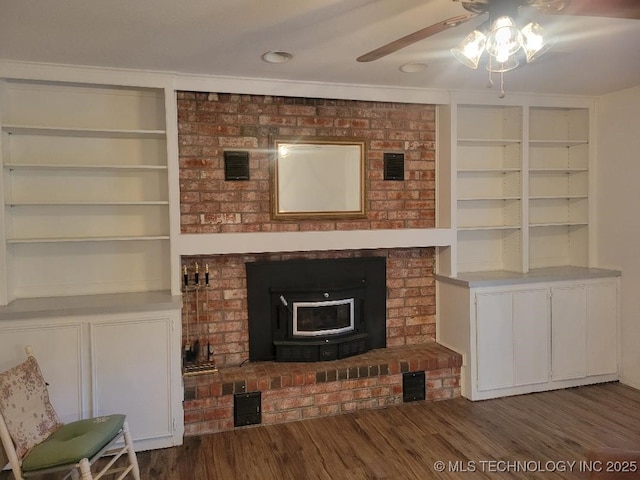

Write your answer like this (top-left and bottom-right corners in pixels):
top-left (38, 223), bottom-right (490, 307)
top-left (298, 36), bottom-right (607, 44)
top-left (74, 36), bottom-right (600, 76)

top-left (435, 266), bottom-right (621, 288)
top-left (0, 290), bottom-right (182, 321)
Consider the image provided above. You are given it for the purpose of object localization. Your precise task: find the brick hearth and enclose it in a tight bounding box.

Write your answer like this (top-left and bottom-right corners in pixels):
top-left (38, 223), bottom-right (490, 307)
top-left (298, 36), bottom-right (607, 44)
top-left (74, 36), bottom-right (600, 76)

top-left (182, 342), bottom-right (461, 436)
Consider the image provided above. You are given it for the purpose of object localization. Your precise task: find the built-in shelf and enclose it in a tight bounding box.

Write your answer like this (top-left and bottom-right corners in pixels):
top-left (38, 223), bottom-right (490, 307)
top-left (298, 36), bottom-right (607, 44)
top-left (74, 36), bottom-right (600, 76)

top-left (6, 201), bottom-right (170, 206)
top-left (2, 124), bottom-right (166, 138)
top-left (457, 225), bottom-right (521, 231)
top-left (529, 195), bottom-right (588, 199)
top-left (458, 196), bottom-right (521, 201)
top-left (437, 101), bottom-right (591, 276)
top-left (0, 80), bottom-right (171, 304)
top-left (529, 139), bottom-right (588, 147)
top-left (7, 235), bottom-right (171, 244)
top-left (530, 222), bottom-right (589, 227)
top-left (458, 168), bottom-right (520, 174)
top-left (529, 169), bottom-right (588, 175)
top-left (449, 104), bottom-right (525, 274)
top-left (457, 138), bottom-right (522, 147)
top-left (528, 106), bottom-right (591, 270)
top-left (4, 164), bottom-right (168, 171)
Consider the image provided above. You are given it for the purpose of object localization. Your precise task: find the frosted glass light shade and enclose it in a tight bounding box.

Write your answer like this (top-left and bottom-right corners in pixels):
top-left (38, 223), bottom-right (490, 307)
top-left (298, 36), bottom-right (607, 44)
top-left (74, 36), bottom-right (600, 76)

top-left (521, 22), bottom-right (550, 62)
top-left (451, 30), bottom-right (487, 69)
top-left (486, 16), bottom-right (523, 62)
top-left (487, 54), bottom-right (520, 72)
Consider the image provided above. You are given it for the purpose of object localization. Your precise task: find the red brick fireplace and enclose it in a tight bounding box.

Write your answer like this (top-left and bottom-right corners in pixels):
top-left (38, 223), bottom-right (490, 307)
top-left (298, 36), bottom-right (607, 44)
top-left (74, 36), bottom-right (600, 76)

top-left (177, 92), bottom-right (461, 435)
top-left (181, 248), bottom-right (437, 368)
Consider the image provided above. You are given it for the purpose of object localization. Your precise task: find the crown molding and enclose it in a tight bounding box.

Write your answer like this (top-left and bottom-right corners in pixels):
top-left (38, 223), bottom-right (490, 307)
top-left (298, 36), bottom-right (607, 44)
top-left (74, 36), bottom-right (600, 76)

top-left (0, 59), bottom-right (451, 104)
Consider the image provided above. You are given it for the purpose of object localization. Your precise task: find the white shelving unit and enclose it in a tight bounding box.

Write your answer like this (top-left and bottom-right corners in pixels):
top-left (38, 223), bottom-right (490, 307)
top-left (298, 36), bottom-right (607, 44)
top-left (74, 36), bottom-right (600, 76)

top-left (435, 97), bottom-right (618, 403)
top-left (437, 99), bottom-right (594, 276)
top-left (528, 107), bottom-right (590, 269)
top-left (0, 80), bottom-right (171, 303)
top-left (452, 104), bottom-right (524, 274)
top-left (0, 78), bottom-right (184, 450)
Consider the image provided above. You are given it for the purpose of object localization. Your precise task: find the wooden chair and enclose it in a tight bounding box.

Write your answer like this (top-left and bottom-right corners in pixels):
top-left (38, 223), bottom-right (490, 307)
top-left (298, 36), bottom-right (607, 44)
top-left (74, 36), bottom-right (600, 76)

top-left (0, 346), bottom-right (141, 480)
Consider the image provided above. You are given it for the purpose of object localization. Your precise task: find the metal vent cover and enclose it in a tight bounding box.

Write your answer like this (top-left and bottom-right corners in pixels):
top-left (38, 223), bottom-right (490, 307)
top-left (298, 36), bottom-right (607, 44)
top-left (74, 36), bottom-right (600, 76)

top-left (402, 371), bottom-right (426, 402)
top-left (224, 151), bottom-right (250, 181)
top-left (234, 391), bottom-right (261, 427)
top-left (384, 152), bottom-right (404, 181)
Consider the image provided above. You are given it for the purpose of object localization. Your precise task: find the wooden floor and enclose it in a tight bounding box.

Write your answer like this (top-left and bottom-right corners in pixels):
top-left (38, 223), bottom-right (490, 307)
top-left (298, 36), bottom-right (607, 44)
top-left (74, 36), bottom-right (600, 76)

top-left (4, 382), bottom-right (640, 479)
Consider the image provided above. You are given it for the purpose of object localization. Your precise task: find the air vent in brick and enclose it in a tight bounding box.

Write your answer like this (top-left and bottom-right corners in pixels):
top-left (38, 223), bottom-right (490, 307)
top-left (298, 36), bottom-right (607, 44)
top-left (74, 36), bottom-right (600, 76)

top-left (403, 371), bottom-right (426, 402)
top-left (383, 152), bottom-right (405, 181)
top-left (234, 391), bottom-right (262, 427)
top-left (224, 151), bottom-right (250, 181)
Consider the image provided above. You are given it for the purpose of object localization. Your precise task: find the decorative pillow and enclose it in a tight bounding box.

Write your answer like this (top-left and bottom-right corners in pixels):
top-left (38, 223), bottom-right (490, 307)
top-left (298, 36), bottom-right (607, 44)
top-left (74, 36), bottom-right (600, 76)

top-left (0, 356), bottom-right (62, 458)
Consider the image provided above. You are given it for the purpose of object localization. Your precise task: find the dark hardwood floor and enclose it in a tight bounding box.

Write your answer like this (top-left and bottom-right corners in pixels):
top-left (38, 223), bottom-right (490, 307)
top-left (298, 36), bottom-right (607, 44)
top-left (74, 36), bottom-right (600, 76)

top-left (4, 382), bottom-right (640, 479)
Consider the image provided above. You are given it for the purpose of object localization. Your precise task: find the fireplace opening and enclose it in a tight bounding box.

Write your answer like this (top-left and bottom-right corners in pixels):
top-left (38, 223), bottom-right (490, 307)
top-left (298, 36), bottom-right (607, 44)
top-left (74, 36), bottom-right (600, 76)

top-left (246, 257), bottom-right (386, 362)
top-left (291, 297), bottom-right (354, 337)
top-left (272, 285), bottom-right (366, 362)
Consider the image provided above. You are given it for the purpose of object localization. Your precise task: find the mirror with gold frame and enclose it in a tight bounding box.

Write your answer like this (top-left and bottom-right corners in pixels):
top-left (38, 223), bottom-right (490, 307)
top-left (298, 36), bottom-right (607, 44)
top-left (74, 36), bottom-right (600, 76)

top-left (272, 137), bottom-right (366, 220)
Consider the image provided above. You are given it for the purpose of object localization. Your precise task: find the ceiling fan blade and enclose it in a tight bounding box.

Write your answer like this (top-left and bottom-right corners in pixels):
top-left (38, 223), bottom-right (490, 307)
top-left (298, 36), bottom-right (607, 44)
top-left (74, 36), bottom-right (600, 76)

top-left (545, 0), bottom-right (640, 19)
top-left (356, 14), bottom-right (476, 62)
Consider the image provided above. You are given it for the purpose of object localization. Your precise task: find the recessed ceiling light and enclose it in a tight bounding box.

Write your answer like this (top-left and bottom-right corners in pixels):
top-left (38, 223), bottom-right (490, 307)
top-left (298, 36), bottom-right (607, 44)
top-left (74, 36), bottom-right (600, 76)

top-left (399, 62), bottom-right (428, 73)
top-left (261, 51), bottom-right (293, 64)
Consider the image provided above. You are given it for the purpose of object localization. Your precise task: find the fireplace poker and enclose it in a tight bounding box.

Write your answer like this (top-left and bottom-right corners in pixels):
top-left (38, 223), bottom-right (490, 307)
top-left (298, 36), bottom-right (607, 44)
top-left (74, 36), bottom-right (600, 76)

top-left (183, 264), bottom-right (199, 364)
top-left (205, 264), bottom-right (213, 362)
top-left (183, 265), bottom-right (191, 360)
top-left (193, 262), bottom-right (201, 362)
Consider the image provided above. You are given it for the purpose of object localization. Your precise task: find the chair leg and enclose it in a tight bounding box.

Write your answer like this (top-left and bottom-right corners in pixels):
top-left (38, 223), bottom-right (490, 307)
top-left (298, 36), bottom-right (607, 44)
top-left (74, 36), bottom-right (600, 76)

top-left (0, 414), bottom-right (25, 480)
top-left (10, 467), bottom-right (25, 480)
top-left (78, 458), bottom-right (93, 480)
top-left (122, 421), bottom-right (141, 480)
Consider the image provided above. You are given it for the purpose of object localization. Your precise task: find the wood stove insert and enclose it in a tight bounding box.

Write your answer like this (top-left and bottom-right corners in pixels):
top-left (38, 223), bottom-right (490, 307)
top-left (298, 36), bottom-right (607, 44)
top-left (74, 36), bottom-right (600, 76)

top-left (246, 256), bottom-right (386, 362)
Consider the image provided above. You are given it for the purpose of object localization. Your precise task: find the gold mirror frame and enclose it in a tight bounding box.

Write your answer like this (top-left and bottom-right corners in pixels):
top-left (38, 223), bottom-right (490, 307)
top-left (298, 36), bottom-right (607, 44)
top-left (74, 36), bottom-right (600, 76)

top-left (271, 137), bottom-right (366, 220)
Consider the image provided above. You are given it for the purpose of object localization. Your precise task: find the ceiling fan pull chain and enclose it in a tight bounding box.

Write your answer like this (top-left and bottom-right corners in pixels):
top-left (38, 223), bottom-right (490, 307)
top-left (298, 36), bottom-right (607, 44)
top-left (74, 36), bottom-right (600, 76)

top-left (487, 57), bottom-right (494, 89)
top-left (499, 71), bottom-right (506, 98)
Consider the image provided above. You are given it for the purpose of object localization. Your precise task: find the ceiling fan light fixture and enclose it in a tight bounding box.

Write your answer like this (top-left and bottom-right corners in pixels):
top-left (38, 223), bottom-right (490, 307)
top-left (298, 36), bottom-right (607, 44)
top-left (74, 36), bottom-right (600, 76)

top-left (451, 29), bottom-right (487, 69)
top-left (521, 22), bottom-right (550, 62)
top-left (485, 16), bottom-right (524, 60)
top-left (487, 54), bottom-right (520, 72)
top-left (491, 15), bottom-right (516, 30)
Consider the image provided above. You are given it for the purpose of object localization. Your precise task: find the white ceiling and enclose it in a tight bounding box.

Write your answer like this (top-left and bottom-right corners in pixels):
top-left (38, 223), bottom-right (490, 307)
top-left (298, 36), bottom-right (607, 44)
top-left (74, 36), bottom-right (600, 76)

top-left (0, 0), bottom-right (639, 96)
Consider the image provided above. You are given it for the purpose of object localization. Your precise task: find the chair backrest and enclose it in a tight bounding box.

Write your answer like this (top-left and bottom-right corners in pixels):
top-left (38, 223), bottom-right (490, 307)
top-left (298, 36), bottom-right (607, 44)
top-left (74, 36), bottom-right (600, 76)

top-left (0, 346), bottom-right (62, 472)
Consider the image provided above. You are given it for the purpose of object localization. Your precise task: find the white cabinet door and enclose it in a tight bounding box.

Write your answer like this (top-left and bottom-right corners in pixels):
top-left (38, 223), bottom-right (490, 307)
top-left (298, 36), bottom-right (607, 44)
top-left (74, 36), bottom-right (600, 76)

top-left (586, 281), bottom-right (618, 376)
top-left (551, 285), bottom-right (587, 381)
top-left (91, 313), bottom-right (177, 446)
top-left (476, 292), bottom-right (513, 391)
top-left (0, 322), bottom-right (83, 423)
top-left (513, 289), bottom-right (549, 386)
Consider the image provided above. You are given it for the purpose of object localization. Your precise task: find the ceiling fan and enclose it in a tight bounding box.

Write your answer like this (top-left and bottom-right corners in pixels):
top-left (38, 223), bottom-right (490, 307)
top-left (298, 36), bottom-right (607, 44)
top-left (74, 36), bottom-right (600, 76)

top-left (357, 0), bottom-right (640, 64)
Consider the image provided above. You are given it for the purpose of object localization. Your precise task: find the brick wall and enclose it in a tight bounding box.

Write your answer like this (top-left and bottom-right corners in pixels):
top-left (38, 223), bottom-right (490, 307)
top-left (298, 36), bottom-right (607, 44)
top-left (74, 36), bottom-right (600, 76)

top-left (182, 248), bottom-right (435, 368)
top-left (177, 92), bottom-right (436, 233)
top-left (176, 92), bottom-right (459, 435)
top-left (177, 92), bottom-right (439, 368)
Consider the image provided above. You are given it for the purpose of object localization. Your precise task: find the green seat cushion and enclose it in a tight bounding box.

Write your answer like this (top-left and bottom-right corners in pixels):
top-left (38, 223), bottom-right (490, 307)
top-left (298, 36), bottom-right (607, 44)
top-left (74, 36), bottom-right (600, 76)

top-left (21, 414), bottom-right (126, 472)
